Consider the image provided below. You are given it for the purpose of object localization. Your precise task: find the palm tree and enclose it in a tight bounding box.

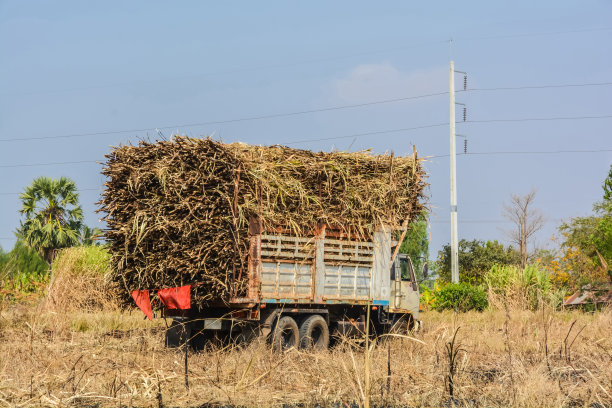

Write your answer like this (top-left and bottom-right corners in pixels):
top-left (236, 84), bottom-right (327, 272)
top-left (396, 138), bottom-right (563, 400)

top-left (80, 225), bottom-right (103, 246)
top-left (17, 176), bottom-right (83, 266)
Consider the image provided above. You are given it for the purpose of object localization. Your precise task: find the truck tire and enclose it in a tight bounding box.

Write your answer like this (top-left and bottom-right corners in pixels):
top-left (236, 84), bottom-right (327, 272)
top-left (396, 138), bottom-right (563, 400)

top-left (390, 314), bottom-right (415, 336)
top-left (272, 316), bottom-right (299, 351)
top-left (299, 314), bottom-right (329, 350)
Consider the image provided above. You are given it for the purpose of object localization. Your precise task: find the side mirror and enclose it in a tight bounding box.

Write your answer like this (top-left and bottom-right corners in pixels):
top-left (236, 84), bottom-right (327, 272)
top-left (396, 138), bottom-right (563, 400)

top-left (422, 262), bottom-right (429, 279)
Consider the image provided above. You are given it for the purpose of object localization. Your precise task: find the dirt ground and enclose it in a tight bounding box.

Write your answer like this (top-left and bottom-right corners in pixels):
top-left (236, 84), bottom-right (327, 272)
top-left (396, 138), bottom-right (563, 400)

top-left (0, 303), bottom-right (610, 407)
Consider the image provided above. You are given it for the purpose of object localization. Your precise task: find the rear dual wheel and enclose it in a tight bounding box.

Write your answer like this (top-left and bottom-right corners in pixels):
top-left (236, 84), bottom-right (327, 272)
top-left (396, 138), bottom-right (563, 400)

top-left (299, 314), bottom-right (329, 350)
top-left (271, 314), bottom-right (330, 351)
top-left (272, 316), bottom-right (299, 351)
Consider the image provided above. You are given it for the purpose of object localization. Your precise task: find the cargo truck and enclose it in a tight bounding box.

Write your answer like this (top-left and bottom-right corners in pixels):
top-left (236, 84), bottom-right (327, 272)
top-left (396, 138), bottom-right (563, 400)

top-left (146, 219), bottom-right (426, 351)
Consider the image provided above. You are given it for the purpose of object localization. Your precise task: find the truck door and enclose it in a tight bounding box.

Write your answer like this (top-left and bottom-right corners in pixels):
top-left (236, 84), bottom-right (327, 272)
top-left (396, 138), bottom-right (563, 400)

top-left (389, 255), bottom-right (420, 316)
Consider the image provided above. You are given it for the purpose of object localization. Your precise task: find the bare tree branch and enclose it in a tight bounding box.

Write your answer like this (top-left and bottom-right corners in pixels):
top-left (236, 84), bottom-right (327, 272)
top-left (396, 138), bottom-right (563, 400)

top-left (502, 189), bottom-right (545, 268)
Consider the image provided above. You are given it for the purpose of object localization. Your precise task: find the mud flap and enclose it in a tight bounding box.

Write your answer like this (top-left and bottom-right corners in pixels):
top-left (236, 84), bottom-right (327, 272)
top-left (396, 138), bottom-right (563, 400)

top-left (164, 318), bottom-right (191, 348)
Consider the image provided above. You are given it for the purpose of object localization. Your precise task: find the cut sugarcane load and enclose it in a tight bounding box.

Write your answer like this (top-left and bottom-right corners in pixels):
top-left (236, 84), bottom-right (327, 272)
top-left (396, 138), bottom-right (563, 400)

top-left (100, 136), bottom-right (428, 349)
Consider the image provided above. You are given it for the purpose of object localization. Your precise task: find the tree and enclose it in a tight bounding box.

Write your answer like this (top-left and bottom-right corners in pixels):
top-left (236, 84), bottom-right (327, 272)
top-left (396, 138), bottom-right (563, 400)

top-left (0, 241), bottom-right (48, 278)
top-left (436, 239), bottom-right (519, 284)
top-left (16, 176), bottom-right (83, 266)
top-left (558, 201), bottom-right (612, 287)
top-left (502, 190), bottom-right (545, 269)
top-left (555, 166), bottom-right (612, 287)
top-left (399, 213), bottom-right (429, 279)
top-left (80, 225), bottom-right (103, 246)
top-left (603, 164), bottom-right (612, 202)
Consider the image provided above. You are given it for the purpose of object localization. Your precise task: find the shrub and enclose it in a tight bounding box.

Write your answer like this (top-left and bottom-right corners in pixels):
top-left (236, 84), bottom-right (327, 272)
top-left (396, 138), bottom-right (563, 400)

top-left (57, 245), bottom-right (111, 276)
top-left (432, 282), bottom-right (488, 312)
top-left (47, 246), bottom-right (117, 312)
top-left (419, 284), bottom-right (435, 311)
top-left (435, 239), bottom-right (519, 285)
top-left (484, 264), bottom-right (564, 310)
top-left (0, 241), bottom-right (49, 304)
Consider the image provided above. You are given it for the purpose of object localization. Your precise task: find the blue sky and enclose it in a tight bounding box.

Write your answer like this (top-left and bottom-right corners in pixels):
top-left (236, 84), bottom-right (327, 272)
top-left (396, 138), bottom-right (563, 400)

top-left (1, 1), bottom-right (611, 258)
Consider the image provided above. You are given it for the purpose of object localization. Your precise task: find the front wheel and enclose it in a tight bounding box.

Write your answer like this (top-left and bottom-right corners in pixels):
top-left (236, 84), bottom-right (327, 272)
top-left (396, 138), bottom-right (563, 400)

top-left (271, 316), bottom-right (299, 351)
top-left (299, 314), bottom-right (329, 350)
top-left (389, 314), bottom-right (416, 336)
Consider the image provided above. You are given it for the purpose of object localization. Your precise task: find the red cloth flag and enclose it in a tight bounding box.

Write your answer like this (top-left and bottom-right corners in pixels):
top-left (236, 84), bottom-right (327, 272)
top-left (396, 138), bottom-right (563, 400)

top-left (131, 290), bottom-right (153, 321)
top-left (158, 285), bottom-right (191, 310)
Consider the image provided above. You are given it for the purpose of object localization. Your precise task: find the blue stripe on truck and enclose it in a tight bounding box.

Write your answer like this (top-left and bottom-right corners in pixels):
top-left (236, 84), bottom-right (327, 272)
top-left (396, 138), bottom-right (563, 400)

top-left (261, 298), bottom-right (390, 306)
top-left (262, 298), bottom-right (294, 303)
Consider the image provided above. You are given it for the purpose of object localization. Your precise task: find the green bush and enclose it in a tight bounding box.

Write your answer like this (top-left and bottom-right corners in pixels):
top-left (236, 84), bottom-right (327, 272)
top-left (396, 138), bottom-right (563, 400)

top-left (435, 239), bottom-right (519, 285)
top-left (47, 246), bottom-right (116, 311)
top-left (52, 245), bottom-right (110, 276)
top-left (484, 264), bottom-right (564, 310)
top-left (432, 282), bottom-right (488, 312)
top-left (0, 241), bottom-right (49, 301)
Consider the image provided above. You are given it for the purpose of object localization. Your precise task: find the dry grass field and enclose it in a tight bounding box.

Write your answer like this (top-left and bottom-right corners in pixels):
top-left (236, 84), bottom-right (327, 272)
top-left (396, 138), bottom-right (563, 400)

top-left (0, 299), bottom-right (610, 408)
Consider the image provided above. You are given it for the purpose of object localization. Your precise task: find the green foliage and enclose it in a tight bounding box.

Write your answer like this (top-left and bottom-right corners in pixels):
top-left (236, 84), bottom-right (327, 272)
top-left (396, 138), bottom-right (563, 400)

top-left (555, 165), bottom-right (612, 285)
top-left (0, 241), bottom-right (49, 300)
top-left (436, 239), bottom-right (519, 284)
top-left (419, 283), bottom-right (435, 310)
top-left (484, 264), bottom-right (564, 310)
top-left (559, 200), bottom-right (612, 284)
top-left (399, 212), bottom-right (429, 279)
top-left (1, 241), bottom-right (48, 277)
top-left (0, 247), bottom-right (9, 270)
top-left (80, 225), bottom-right (103, 246)
top-left (431, 282), bottom-right (488, 312)
top-left (603, 164), bottom-right (612, 202)
top-left (16, 176), bottom-right (83, 264)
top-left (52, 245), bottom-right (111, 276)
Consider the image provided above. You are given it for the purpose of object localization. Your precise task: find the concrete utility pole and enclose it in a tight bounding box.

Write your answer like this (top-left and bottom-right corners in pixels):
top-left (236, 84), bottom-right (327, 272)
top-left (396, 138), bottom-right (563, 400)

top-left (449, 61), bottom-right (459, 283)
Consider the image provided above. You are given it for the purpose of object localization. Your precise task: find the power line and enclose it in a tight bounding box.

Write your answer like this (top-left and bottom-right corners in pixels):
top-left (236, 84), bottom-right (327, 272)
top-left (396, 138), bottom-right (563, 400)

top-left (4, 41), bottom-right (450, 97)
top-left (429, 148), bottom-right (612, 159)
top-left (0, 91), bottom-right (449, 143)
top-left (430, 220), bottom-right (512, 224)
top-left (467, 149), bottom-right (612, 156)
top-left (6, 26), bottom-right (611, 97)
top-left (2, 107), bottom-right (611, 147)
top-left (0, 160), bottom-right (99, 168)
top-left (457, 26), bottom-right (612, 42)
top-left (463, 114), bottom-right (612, 124)
top-left (0, 188), bottom-right (100, 196)
top-left (430, 218), bottom-right (563, 224)
top-left (284, 123), bottom-right (449, 145)
top-left (0, 122), bottom-right (449, 168)
top-left (1, 147), bottom-right (610, 171)
top-left (3, 79), bottom-right (611, 144)
top-left (2, 121), bottom-right (611, 168)
top-left (461, 81), bottom-right (612, 92)
top-left (0, 148), bottom-right (608, 194)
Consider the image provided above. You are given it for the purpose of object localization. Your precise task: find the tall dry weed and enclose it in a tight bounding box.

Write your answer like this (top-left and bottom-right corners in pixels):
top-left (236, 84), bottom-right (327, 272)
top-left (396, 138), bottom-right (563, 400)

top-left (2, 306), bottom-right (609, 407)
top-left (485, 264), bottom-right (565, 311)
top-left (45, 246), bottom-right (119, 314)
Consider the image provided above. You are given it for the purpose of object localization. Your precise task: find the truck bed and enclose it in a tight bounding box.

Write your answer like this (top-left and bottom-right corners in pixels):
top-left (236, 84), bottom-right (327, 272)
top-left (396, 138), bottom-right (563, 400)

top-left (231, 225), bottom-right (391, 306)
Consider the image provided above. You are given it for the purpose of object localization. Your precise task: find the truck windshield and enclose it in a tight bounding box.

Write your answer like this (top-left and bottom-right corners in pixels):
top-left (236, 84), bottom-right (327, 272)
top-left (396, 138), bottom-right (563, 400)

top-left (399, 257), bottom-right (413, 282)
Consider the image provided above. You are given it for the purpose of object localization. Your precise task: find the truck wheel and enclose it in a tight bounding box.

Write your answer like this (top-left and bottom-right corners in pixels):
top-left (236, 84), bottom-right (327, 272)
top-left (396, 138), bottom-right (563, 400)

top-left (299, 314), bottom-right (329, 350)
top-left (272, 316), bottom-right (299, 351)
top-left (390, 314), bottom-right (415, 336)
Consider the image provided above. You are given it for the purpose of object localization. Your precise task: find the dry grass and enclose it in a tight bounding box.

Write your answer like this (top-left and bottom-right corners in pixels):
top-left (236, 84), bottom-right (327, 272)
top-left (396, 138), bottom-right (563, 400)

top-left (0, 302), bottom-right (610, 407)
top-left (46, 247), bottom-right (119, 314)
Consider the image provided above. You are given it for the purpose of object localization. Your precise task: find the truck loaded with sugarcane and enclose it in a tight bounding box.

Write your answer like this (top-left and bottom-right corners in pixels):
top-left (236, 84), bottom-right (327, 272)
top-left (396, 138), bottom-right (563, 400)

top-left (100, 137), bottom-right (428, 350)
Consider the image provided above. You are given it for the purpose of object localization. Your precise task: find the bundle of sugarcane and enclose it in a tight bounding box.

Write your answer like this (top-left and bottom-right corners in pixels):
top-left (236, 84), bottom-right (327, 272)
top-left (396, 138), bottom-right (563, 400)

top-left (99, 136), bottom-right (427, 303)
